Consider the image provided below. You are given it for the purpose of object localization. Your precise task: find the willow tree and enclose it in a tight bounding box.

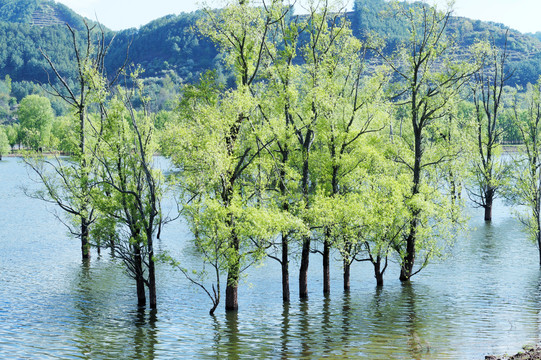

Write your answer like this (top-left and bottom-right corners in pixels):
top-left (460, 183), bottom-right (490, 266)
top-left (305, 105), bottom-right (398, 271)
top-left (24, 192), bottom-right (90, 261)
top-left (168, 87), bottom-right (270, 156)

top-left (25, 22), bottom-right (124, 260)
top-left (0, 126), bottom-right (9, 160)
top-left (164, 0), bottom-right (288, 311)
top-left (282, 1), bottom-right (372, 299)
top-left (468, 32), bottom-right (512, 221)
top-left (383, 1), bottom-right (474, 281)
top-left (255, 2), bottom-right (305, 303)
top-left (511, 80), bottom-right (541, 264)
top-left (90, 84), bottom-right (163, 309)
top-left (18, 94), bottom-right (54, 151)
top-left (306, 13), bottom-right (390, 293)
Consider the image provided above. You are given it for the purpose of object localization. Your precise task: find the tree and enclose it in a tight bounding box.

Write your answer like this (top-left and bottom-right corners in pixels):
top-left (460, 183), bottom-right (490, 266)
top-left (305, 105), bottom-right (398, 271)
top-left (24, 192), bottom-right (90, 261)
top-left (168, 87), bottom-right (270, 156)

top-left (163, 70), bottom-right (283, 312)
top-left (50, 115), bottom-right (78, 154)
top-left (511, 79), bottom-right (541, 264)
top-left (18, 94), bottom-right (54, 151)
top-left (382, 1), bottom-right (474, 281)
top-left (24, 21), bottom-right (124, 260)
top-left (0, 126), bottom-right (9, 159)
top-left (186, 0), bottom-right (284, 311)
top-left (308, 27), bottom-right (388, 293)
top-left (90, 83), bottom-right (163, 309)
top-left (4, 123), bottom-right (20, 150)
top-left (468, 32), bottom-right (513, 221)
top-left (254, 1), bottom-right (304, 304)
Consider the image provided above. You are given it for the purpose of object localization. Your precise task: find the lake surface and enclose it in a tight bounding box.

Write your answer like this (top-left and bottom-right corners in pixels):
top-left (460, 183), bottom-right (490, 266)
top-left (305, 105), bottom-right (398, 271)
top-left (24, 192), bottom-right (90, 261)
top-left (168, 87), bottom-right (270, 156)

top-left (1, 156), bottom-right (540, 359)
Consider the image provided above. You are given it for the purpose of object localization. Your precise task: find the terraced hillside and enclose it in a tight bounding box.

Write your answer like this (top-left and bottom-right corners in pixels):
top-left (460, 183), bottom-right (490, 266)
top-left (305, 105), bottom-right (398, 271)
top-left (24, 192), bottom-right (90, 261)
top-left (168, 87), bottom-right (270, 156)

top-left (31, 3), bottom-right (63, 26)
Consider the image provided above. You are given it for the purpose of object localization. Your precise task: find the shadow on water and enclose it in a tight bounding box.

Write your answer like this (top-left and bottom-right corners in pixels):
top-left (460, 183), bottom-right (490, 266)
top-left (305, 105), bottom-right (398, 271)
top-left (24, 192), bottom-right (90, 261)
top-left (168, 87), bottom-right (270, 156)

top-left (70, 259), bottom-right (160, 360)
top-left (322, 294), bottom-right (332, 352)
top-left (224, 311), bottom-right (240, 360)
top-left (523, 268), bottom-right (541, 346)
top-left (341, 291), bottom-right (352, 345)
top-left (132, 308), bottom-right (158, 360)
top-left (211, 311), bottom-right (241, 360)
top-left (299, 298), bottom-right (311, 358)
top-left (280, 302), bottom-right (290, 359)
top-left (400, 283), bottom-right (428, 360)
top-left (74, 259), bottom-right (93, 358)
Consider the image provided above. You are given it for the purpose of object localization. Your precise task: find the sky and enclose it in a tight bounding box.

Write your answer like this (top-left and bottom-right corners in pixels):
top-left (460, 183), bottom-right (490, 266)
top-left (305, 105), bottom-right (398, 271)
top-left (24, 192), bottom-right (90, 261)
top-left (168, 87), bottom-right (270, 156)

top-left (55, 0), bottom-right (541, 34)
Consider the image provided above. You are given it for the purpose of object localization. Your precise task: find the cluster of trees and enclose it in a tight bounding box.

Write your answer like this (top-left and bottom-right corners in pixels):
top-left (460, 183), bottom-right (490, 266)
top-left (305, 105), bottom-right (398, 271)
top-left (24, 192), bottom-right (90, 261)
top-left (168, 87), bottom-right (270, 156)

top-left (14, 0), bottom-right (541, 317)
top-left (24, 21), bottom-right (163, 311)
top-left (158, 0), bottom-right (534, 313)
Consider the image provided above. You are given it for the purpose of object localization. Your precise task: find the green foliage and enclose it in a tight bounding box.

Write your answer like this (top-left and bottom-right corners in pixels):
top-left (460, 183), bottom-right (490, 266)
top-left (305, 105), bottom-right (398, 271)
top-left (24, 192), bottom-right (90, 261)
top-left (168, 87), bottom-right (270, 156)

top-left (50, 115), bottom-right (77, 154)
top-left (0, 124), bottom-right (9, 156)
top-left (4, 123), bottom-right (19, 148)
top-left (18, 94), bottom-right (53, 150)
top-left (509, 79), bottom-right (541, 247)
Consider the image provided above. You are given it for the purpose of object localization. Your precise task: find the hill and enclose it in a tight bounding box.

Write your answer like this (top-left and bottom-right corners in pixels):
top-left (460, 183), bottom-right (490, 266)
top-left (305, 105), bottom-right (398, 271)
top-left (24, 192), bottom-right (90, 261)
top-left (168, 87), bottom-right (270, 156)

top-left (351, 0), bottom-right (541, 86)
top-left (106, 12), bottom-right (219, 84)
top-left (0, 0), bottom-right (540, 111)
top-left (0, 0), bottom-right (88, 29)
top-left (0, 0), bottom-right (108, 97)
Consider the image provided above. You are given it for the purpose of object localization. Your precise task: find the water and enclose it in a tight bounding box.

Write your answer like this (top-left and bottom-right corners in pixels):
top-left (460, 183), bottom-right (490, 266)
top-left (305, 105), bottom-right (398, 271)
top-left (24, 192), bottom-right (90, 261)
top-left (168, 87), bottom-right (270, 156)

top-left (1, 156), bottom-right (540, 359)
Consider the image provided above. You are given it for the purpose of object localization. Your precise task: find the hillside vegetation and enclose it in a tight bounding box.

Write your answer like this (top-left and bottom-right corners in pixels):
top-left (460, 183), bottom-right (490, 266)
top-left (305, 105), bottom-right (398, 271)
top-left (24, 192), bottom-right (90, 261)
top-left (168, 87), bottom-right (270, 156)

top-left (0, 0), bottom-right (540, 120)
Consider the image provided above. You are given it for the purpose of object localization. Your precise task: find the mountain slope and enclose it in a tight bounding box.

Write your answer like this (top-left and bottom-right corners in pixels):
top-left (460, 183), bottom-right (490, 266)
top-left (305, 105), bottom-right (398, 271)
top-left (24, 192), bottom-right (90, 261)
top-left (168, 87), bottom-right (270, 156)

top-left (0, 0), bottom-right (87, 29)
top-left (0, 0), bottom-right (540, 101)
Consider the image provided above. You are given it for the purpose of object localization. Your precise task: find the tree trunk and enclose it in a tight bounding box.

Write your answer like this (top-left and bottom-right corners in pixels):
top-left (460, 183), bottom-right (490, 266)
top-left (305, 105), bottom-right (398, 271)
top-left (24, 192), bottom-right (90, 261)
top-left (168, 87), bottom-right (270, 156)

top-left (343, 258), bottom-right (350, 292)
top-left (538, 231), bottom-right (541, 266)
top-left (225, 233), bottom-right (240, 311)
top-left (484, 190), bottom-right (494, 221)
top-left (281, 232), bottom-right (290, 303)
top-left (148, 249), bottom-right (157, 310)
top-left (400, 222), bottom-right (416, 282)
top-left (323, 235), bottom-right (330, 294)
top-left (299, 236), bottom-right (310, 299)
top-left (134, 245), bottom-right (146, 307)
top-left (225, 270), bottom-right (239, 311)
top-left (374, 258), bottom-right (384, 286)
top-left (81, 217), bottom-right (90, 260)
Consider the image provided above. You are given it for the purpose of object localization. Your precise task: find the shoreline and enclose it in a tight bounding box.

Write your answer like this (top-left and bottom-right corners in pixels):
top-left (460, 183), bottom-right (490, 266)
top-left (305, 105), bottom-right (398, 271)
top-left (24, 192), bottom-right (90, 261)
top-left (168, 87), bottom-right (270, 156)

top-left (485, 344), bottom-right (541, 359)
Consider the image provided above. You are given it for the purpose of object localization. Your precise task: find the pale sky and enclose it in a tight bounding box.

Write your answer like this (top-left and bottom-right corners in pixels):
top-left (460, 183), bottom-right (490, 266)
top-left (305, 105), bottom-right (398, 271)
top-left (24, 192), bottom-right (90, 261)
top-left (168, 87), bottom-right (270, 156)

top-left (55, 0), bottom-right (541, 34)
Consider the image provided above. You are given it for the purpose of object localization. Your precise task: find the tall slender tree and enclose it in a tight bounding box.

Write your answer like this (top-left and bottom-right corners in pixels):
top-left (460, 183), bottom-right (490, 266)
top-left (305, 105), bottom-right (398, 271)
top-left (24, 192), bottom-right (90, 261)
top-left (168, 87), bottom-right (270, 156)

top-left (90, 80), bottom-right (163, 309)
top-left (468, 32), bottom-right (512, 221)
top-left (382, 1), bottom-right (474, 281)
top-left (164, 0), bottom-right (289, 311)
top-left (511, 79), bottom-right (541, 264)
top-left (25, 21), bottom-right (125, 260)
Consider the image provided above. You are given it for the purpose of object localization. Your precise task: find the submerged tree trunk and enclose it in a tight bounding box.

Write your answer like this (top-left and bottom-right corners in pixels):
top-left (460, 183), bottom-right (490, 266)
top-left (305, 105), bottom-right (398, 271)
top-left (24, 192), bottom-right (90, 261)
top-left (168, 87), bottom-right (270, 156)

top-left (537, 227), bottom-right (541, 266)
top-left (148, 237), bottom-right (157, 309)
top-left (343, 258), bottom-right (350, 291)
top-left (299, 136), bottom-right (312, 299)
top-left (280, 157), bottom-right (290, 303)
top-left (225, 271), bottom-right (239, 311)
top-left (134, 244), bottom-right (146, 307)
top-left (374, 256), bottom-right (384, 286)
top-left (81, 217), bottom-right (90, 260)
top-left (299, 236), bottom-right (310, 299)
top-left (281, 232), bottom-right (290, 302)
top-left (484, 189), bottom-right (494, 221)
top-left (400, 123), bottom-right (421, 282)
top-left (323, 235), bottom-right (330, 294)
top-left (400, 220), bottom-right (417, 282)
top-left (225, 233), bottom-right (240, 311)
